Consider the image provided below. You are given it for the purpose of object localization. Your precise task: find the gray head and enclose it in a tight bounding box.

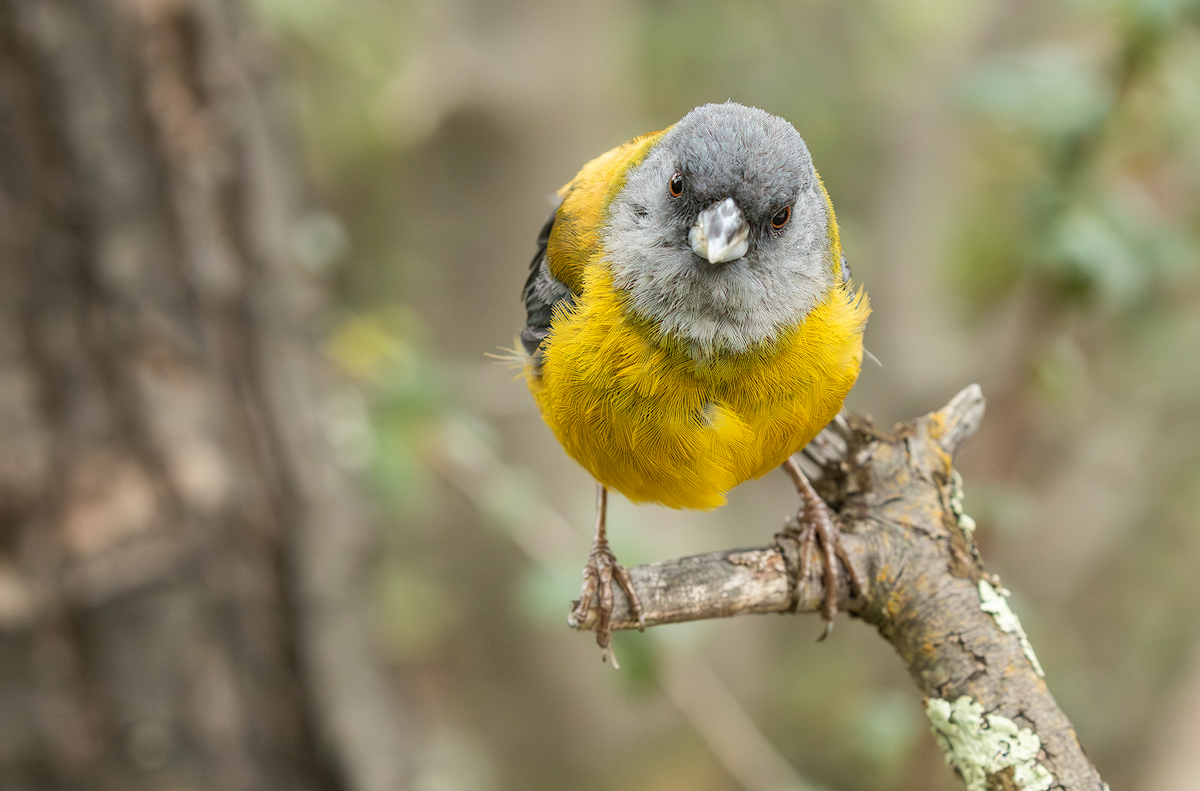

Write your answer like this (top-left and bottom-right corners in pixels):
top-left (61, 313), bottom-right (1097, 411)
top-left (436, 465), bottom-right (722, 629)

top-left (602, 102), bottom-right (838, 356)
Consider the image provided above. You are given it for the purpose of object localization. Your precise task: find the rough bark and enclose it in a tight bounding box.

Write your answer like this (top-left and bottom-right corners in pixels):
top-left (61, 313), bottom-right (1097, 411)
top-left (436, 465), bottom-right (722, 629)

top-left (572, 385), bottom-right (1106, 791)
top-left (0, 1), bottom-right (406, 789)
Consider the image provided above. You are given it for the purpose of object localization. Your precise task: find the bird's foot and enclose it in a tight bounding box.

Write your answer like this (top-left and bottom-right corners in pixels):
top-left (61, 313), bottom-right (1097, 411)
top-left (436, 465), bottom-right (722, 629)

top-left (570, 538), bottom-right (644, 668)
top-left (781, 457), bottom-right (866, 639)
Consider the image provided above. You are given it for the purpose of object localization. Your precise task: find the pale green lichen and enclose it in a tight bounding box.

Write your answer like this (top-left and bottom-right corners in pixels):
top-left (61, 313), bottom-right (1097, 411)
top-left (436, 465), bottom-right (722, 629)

top-left (950, 472), bottom-right (979, 535)
top-left (926, 696), bottom-right (1054, 791)
top-left (978, 580), bottom-right (1045, 678)
top-left (949, 470), bottom-right (977, 534)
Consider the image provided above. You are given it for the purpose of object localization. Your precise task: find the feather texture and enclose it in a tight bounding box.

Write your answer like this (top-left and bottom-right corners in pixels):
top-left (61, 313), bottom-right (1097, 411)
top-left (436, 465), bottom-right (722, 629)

top-left (528, 270), bottom-right (867, 509)
top-left (523, 105), bottom-right (869, 510)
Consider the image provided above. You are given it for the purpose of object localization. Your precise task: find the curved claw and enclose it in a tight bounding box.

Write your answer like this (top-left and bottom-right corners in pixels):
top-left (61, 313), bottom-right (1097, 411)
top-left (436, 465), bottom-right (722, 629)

top-left (782, 456), bottom-right (866, 635)
top-left (573, 541), bottom-right (640, 668)
top-left (573, 485), bottom-right (643, 668)
top-left (612, 563), bottom-right (645, 631)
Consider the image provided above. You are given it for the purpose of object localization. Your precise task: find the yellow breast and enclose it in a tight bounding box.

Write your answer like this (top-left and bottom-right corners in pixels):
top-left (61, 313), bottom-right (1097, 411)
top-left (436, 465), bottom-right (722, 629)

top-left (528, 267), bottom-right (868, 510)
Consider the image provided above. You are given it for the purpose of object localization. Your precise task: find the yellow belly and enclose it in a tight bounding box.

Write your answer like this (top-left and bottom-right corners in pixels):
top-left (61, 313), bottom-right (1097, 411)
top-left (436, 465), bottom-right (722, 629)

top-left (527, 268), bottom-right (869, 510)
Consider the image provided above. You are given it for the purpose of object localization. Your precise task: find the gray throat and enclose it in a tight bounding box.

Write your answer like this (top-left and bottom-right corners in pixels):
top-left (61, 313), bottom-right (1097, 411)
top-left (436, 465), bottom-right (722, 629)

top-left (602, 184), bottom-right (834, 356)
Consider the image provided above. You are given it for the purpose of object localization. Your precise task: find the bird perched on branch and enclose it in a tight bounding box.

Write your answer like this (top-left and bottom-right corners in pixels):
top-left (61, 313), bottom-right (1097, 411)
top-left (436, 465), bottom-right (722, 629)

top-left (520, 102), bottom-right (869, 664)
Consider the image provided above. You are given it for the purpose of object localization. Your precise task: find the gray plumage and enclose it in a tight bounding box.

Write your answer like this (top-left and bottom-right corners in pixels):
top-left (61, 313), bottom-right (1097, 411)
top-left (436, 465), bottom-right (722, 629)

top-left (601, 102), bottom-right (836, 356)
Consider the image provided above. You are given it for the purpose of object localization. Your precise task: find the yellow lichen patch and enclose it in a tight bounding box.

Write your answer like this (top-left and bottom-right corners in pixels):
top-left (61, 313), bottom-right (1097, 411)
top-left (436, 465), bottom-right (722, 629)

top-left (884, 589), bottom-right (906, 620)
top-left (911, 573), bottom-right (932, 595)
top-left (929, 443), bottom-right (952, 476)
top-left (925, 410), bottom-right (947, 442)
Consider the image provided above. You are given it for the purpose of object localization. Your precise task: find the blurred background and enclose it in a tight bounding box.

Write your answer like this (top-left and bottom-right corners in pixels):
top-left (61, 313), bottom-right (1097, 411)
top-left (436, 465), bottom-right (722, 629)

top-left (258, 0), bottom-right (1200, 789)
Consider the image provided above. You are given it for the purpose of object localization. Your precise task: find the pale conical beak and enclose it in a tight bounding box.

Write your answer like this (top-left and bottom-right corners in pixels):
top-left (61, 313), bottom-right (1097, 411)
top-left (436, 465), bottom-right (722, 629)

top-left (689, 197), bottom-right (750, 264)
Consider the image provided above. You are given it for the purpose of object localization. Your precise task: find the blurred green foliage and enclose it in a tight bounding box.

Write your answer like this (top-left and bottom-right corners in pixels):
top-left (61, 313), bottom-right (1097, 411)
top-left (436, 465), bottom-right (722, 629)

top-left (955, 0), bottom-right (1200, 315)
top-left (326, 308), bottom-right (444, 503)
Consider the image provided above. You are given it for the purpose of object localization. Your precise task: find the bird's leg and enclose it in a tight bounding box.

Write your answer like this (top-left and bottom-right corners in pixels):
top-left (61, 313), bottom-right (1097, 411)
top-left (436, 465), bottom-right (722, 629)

top-left (781, 456), bottom-right (866, 639)
top-left (571, 484), bottom-right (644, 667)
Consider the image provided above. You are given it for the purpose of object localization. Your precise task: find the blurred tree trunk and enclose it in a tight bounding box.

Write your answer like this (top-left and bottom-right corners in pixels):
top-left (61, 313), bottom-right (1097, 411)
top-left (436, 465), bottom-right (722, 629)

top-left (0, 1), bottom-right (407, 790)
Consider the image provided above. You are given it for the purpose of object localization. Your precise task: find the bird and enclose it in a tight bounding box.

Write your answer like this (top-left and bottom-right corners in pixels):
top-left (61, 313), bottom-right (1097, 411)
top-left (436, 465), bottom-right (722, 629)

top-left (520, 102), bottom-right (870, 665)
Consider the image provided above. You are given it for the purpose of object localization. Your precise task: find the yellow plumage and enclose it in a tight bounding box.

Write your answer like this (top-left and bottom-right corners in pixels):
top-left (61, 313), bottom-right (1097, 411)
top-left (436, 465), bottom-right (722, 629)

top-left (525, 127), bottom-right (870, 510)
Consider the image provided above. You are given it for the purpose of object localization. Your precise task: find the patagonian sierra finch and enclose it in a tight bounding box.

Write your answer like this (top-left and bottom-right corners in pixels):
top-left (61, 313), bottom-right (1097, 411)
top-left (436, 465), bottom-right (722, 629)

top-left (521, 102), bottom-right (870, 664)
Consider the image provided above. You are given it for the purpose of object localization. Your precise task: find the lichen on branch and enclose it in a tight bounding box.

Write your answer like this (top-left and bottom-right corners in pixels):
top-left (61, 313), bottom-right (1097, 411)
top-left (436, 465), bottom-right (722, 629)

top-left (571, 385), bottom-right (1106, 791)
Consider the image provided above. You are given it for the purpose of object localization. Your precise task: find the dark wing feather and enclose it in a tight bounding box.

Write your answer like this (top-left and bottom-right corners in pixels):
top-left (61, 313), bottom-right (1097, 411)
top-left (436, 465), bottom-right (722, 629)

top-left (521, 208), bottom-right (576, 375)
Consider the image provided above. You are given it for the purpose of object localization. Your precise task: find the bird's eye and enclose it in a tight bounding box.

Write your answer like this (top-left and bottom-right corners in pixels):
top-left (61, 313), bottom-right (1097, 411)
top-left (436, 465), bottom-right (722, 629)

top-left (668, 172), bottom-right (684, 198)
top-left (771, 206), bottom-right (792, 230)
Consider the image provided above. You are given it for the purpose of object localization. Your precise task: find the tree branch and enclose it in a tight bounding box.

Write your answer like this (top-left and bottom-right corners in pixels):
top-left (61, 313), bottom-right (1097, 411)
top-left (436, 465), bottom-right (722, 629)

top-left (571, 385), bottom-right (1105, 791)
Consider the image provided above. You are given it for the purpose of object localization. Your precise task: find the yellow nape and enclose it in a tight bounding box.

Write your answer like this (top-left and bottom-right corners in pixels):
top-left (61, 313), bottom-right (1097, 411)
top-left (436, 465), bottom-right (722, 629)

top-left (545, 129), bottom-right (667, 294)
top-left (527, 267), bottom-right (870, 510)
